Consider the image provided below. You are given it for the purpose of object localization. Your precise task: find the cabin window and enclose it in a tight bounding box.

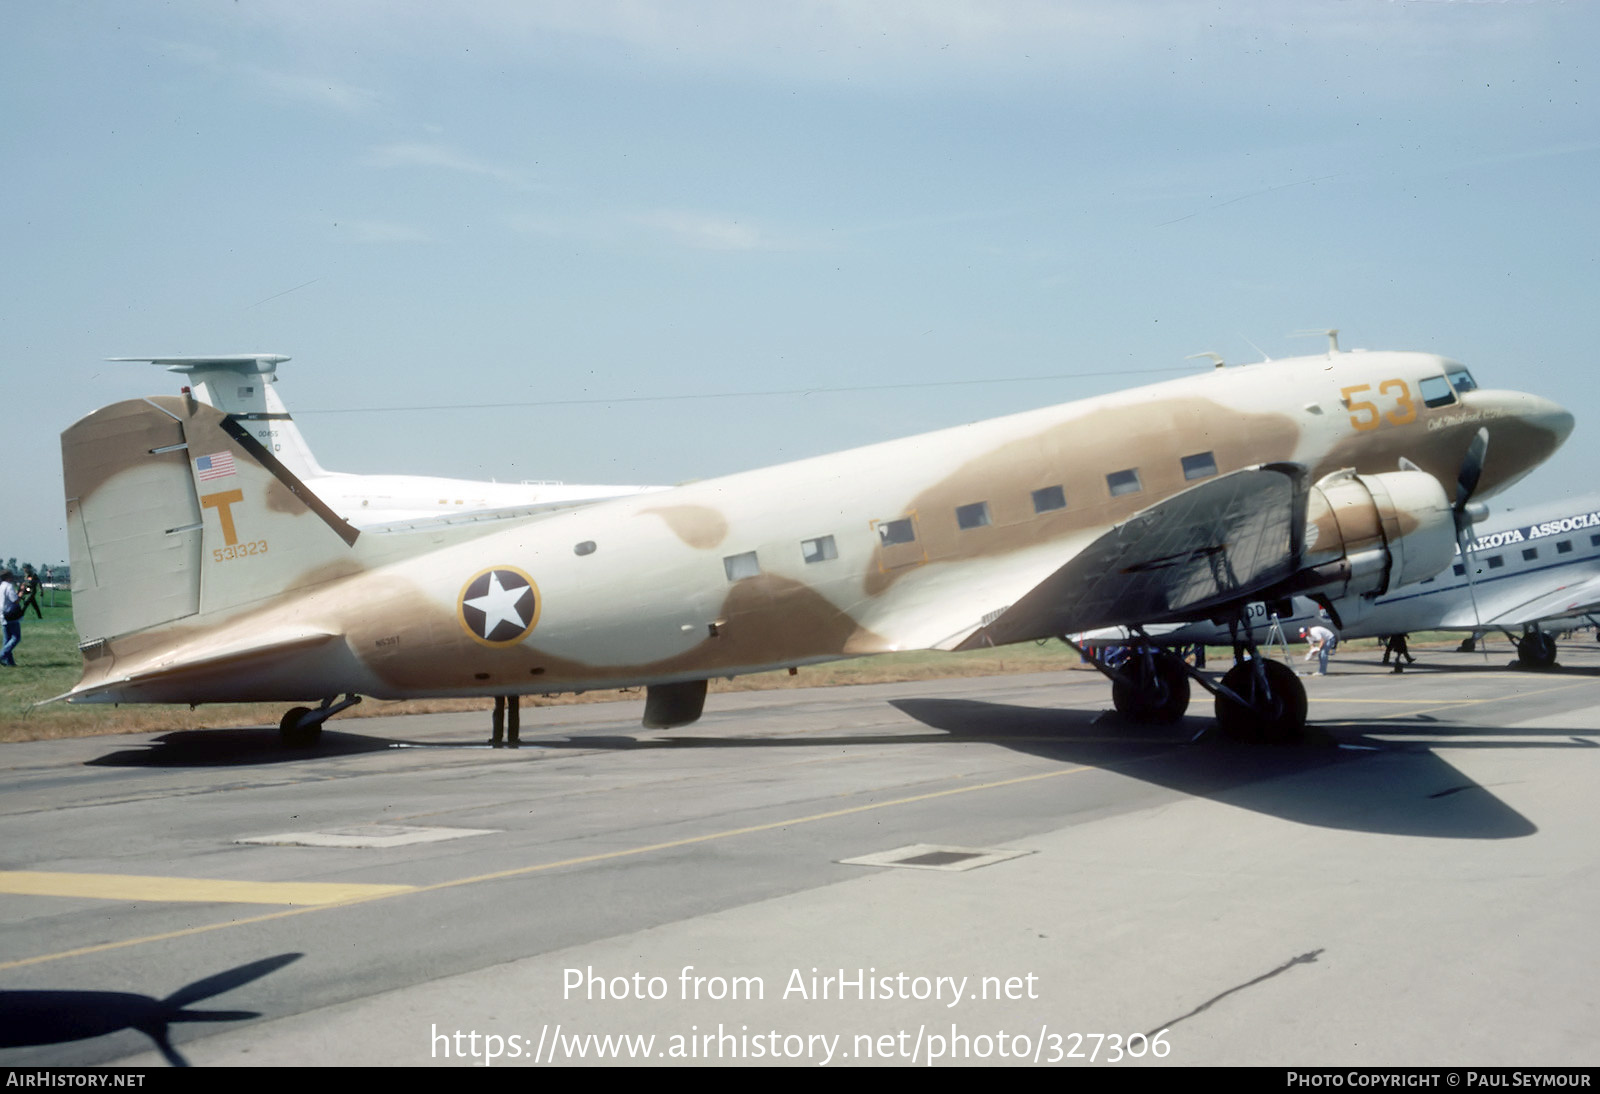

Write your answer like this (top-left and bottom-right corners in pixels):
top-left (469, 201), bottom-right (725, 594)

top-left (1485, 555), bottom-right (1505, 570)
top-left (1420, 375), bottom-right (1457, 408)
top-left (1032, 485), bottom-right (1066, 513)
top-left (955, 502), bottom-right (991, 530)
top-left (1452, 563), bottom-right (1466, 576)
top-left (1558, 540), bottom-right (1573, 554)
top-left (877, 518), bottom-right (916, 546)
top-left (1181, 452), bottom-right (1217, 481)
top-left (1448, 368), bottom-right (1478, 394)
top-left (573, 540), bottom-right (597, 556)
top-left (723, 551), bottom-right (760, 581)
top-left (1591, 533), bottom-right (1600, 547)
top-left (1522, 547), bottom-right (1538, 562)
top-left (1106, 468), bottom-right (1142, 498)
top-left (802, 535), bottom-right (837, 563)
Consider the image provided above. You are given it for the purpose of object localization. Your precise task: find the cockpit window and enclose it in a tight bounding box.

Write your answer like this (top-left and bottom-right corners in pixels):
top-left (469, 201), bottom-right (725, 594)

top-left (1447, 368), bottom-right (1478, 394)
top-left (1419, 375), bottom-right (1457, 408)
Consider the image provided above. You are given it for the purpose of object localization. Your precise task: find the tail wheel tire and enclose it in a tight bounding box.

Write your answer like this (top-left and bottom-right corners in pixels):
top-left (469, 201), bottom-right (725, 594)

top-left (279, 707), bottom-right (322, 748)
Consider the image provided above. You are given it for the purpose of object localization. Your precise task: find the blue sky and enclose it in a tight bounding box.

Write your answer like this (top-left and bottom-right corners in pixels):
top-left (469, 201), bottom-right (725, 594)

top-left (4, 1), bottom-right (1597, 566)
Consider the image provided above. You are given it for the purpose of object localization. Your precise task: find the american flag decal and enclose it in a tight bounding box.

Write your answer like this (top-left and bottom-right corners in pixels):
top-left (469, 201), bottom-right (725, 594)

top-left (195, 451), bottom-right (237, 481)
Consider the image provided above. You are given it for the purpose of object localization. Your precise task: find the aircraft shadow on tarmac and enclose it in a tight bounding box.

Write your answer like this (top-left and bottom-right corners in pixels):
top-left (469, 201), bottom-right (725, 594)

top-left (498, 695), bottom-right (1557, 841)
top-left (0, 953), bottom-right (300, 1067)
top-left (86, 727), bottom-right (398, 767)
top-left (887, 696), bottom-right (1559, 841)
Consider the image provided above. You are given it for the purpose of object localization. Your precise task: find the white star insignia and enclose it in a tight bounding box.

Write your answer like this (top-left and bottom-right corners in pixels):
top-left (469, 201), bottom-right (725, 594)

top-left (464, 570), bottom-right (534, 641)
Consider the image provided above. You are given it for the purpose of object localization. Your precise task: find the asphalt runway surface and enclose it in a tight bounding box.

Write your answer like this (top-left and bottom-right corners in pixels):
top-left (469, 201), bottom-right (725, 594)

top-left (2, 642), bottom-right (1597, 1068)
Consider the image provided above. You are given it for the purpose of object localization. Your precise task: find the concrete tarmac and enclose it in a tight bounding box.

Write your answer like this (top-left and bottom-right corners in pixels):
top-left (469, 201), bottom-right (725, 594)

top-left (1, 643), bottom-right (1597, 1067)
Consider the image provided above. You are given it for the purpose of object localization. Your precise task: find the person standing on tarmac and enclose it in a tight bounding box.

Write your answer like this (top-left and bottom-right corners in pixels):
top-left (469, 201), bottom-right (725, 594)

top-left (1303, 622), bottom-right (1339, 676)
top-left (1382, 633), bottom-right (1416, 673)
top-left (0, 571), bottom-right (21, 667)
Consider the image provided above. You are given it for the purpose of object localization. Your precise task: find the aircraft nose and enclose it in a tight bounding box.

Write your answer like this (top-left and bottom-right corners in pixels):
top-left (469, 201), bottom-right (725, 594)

top-left (1456, 389), bottom-right (1574, 495)
top-left (1526, 394), bottom-right (1576, 447)
top-left (1464, 390), bottom-right (1574, 446)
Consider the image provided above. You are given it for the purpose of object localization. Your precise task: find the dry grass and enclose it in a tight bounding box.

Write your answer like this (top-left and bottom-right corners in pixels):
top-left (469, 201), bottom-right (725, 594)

top-left (3, 597), bottom-right (1425, 744)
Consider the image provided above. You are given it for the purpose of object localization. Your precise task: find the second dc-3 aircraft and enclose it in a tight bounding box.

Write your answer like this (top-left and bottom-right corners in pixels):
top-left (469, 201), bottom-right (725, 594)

top-left (59, 338), bottom-right (1572, 744)
top-left (1082, 493), bottom-right (1600, 669)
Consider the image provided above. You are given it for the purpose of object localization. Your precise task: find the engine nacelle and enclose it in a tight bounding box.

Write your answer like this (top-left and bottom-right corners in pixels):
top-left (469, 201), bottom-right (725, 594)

top-left (1290, 469), bottom-right (1456, 602)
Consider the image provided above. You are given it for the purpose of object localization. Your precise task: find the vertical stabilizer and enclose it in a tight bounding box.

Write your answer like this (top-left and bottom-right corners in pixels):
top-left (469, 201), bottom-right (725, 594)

top-left (63, 395), bottom-right (361, 645)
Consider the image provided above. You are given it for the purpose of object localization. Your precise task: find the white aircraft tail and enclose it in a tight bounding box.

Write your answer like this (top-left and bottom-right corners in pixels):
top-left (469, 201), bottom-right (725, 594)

top-left (63, 395), bottom-right (361, 646)
top-left (110, 355), bottom-right (328, 480)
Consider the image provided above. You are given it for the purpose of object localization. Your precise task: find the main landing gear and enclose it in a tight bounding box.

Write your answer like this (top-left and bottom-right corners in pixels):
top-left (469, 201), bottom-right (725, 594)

top-left (1107, 646), bottom-right (1191, 723)
top-left (1072, 622), bottom-right (1308, 743)
top-left (279, 694), bottom-right (362, 747)
top-left (1213, 658), bottom-right (1307, 742)
top-left (1516, 629), bottom-right (1558, 670)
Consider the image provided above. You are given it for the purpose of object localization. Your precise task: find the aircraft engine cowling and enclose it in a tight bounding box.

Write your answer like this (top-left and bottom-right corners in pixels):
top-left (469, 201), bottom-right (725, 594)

top-left (1290, 469), bottom-right (1457, 603)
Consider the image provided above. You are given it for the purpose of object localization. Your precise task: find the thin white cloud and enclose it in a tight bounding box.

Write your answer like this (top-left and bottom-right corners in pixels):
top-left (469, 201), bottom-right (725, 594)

top-left (219, 0), bottom-right (1555, 88)
top-left (364, 142), bottom-right (529, 188)
top-left (341, 219), bottom-right (434, 244)
top-left (632, 210), bottom-right (763, 252)
top-left (255, 69), bottom-right (378, 115)
top-left (509, 208), bottom-right (833, 253)
top-left (158, 40), bottom-right (377, 115)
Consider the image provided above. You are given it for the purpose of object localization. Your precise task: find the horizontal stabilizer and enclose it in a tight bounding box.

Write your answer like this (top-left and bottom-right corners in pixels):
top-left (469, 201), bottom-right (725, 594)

top-left (55, 631), bottom-right (342, 705)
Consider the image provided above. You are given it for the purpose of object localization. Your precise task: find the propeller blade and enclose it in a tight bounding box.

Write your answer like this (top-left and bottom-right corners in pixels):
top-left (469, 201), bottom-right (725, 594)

top-left (1456, 427), bottom-right (1489, 511)
top-left (1455, 508), bottom-right (1489, 662)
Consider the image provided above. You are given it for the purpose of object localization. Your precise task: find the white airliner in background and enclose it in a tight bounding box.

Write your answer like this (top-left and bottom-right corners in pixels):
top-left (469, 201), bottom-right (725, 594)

top-left (112, 355), bottom-right (663, 527)
top-left (1080, 495), bottom-right (1600, 668)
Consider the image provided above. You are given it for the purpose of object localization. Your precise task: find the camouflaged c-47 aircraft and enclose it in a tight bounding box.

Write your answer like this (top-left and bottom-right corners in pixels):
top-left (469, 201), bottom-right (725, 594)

top-left (58, 342), bottom-right (1572, 744)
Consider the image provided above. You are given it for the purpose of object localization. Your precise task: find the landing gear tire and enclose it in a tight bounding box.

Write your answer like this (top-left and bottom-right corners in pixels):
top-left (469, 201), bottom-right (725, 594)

top-left (1111, 654), bottom-right (1191, 723)
top-left (1215, 659), bottom-right (1307, 743)
top-left (279, 706), bottom-right (322, 748)
top-left (1517, 631), bottom-right (1557, 669)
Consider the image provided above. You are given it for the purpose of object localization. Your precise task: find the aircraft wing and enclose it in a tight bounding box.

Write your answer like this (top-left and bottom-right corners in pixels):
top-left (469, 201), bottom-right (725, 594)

top-left (950, 464), bottom-right (1305, 650)
top-left (1454, 572), bottom-right (1600, 630)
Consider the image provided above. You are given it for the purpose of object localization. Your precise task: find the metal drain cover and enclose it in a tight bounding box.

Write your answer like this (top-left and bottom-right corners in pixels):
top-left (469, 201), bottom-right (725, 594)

top-left (839, 843), bottom-right (1032, 872)
top-left (235, 824), bottom-right (496, 848)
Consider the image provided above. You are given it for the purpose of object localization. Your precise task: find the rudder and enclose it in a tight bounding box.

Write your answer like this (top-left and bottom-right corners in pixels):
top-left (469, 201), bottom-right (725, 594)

top-left (63, 395), bottom-right (360, 645)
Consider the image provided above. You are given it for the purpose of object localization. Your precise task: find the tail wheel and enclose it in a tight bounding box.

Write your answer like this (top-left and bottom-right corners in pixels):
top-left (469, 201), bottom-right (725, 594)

top-left (279, 707), bottom-right (322, 748)
top-left (1215, 659), bottom-right (1307, 742)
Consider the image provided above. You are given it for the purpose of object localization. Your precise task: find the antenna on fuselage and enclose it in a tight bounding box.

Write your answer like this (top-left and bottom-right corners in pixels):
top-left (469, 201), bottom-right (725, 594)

top-left (1292, 328), bottom-right (1341, 355)
top-left (1239, 337), bottom-right (1273, 363)
top-left (1186, 352), bottom-right (1226, 369)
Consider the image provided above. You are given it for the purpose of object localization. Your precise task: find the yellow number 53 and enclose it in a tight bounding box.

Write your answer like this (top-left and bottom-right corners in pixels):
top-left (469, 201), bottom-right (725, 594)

top-left (1341, 379), bottom-right (1417, 431)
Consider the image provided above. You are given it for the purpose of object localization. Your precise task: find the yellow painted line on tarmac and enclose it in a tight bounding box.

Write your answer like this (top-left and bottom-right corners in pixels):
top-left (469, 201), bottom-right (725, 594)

top-left (0, 870), bottom-right (416, 906)
top-left (1310, 678), bottom-right (1595, 720)
top-left (0, 763), bottom-right (1097, 973)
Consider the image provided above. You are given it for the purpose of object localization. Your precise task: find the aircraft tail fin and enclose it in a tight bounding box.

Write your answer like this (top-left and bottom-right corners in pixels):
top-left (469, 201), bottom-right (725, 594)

top-left (63, 395), bottom-right (361, 646)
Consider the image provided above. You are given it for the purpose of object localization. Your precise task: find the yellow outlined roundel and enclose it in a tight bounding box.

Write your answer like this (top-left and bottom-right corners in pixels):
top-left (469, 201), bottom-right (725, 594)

top-left (457, 566), bottom-right (541, 648)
